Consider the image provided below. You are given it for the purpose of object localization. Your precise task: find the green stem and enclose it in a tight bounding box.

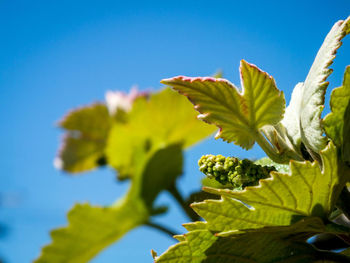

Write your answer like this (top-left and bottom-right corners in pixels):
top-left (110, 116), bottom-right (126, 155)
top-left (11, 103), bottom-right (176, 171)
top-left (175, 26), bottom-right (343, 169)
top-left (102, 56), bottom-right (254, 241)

top-left (255, 132), bottom-right (289, 164)
top-left (145, 221), bottom-right (178, 238)
top-left (168, 185), bottom-right (200, 222)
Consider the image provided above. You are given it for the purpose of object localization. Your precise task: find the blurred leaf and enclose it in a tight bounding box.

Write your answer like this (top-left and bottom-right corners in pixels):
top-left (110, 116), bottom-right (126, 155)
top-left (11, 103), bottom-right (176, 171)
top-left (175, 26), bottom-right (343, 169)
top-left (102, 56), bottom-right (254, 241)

top-left (161, 60), bottom-right (285, 150)
top-left (106, 88), bottom-right (215, 179)
top-left (56, 136), bottom-right (106, 173)
top-left (37, 143), bottom-right (183, 262)
top-left (35, 200), bottom-right (148, 263)
top-left (212, 70), bottom-right (223, 78)
top-left (139, 144), bottom-right (183, 207)
top-left (59, 103), bottom-right (111, 139)
top-left (56, 104), bottom-right (112, 173)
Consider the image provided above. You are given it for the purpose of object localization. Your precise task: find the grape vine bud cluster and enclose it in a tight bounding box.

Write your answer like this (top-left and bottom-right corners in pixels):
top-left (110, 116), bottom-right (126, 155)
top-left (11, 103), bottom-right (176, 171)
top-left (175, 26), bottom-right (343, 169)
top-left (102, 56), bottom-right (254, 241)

top-left (198, 155), bottom-right (276, 190)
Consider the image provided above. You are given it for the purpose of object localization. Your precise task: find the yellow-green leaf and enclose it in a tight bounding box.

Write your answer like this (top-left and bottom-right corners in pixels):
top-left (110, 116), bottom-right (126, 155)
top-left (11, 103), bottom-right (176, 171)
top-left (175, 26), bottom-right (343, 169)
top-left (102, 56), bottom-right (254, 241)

top-left (155, 218), bottom-right (350, 263)
top-left (324, 66), bottom-right (350, 147)
top-left (37, 143), bottom-right (183, 262)
top-left (55, 136), bottom-right (106, 173)
top-left (56, 104), bottom-right (112, 173)
top-left (59, 103), bottom-right (111, 140)
top-left (194, 142), bottom-right (344, 232)
top-left (161, 60), bottom-right (285, 150)
top-left (35, 199), bottom-right (148, 263)
top-left (106, 88), bottom-right (215, 178)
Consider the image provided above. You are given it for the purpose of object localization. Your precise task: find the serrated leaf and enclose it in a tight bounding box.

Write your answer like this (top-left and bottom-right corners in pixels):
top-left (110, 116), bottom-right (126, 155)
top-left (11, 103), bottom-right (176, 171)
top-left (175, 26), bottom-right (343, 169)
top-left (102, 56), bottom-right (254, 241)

top-left (35, 200), bottom-right (148, 263)
top-left (254, 157), bottom-right (290, 173)
top-left (154, 229), bottom-right (216, 263)
top-left (56, 104), bottom-right (112, 173)
top-left (324, 67), bottom-right (350, 164)
top-left (194, 143), bottom-right (346, 232)
top-left (285, 17), bottom-right (350, 153)
top-left (161, 60), bottom-right (285, 150)
top-left (155, 218), bottom-right (350, 263)
top-left (106, 88), bottom-right (215, 178)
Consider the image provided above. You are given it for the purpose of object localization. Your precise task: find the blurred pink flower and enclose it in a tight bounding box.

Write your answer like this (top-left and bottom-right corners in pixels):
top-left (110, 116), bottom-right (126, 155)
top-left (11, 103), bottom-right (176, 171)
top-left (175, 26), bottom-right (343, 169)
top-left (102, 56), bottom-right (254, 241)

top-left (105, 86), bottom-right (147, 115)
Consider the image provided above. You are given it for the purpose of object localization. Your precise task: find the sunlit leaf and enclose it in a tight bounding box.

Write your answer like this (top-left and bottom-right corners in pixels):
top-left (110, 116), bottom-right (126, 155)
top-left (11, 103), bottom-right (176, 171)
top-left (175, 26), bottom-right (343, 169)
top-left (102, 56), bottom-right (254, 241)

top-left (323, 67), bottom-right (350, 146)
top-left (106, 88), bottom-right (215, 178)
top-left (154, 218), bottom-right (350, 263)
top-left (161, 60), bottom-right (285, 150)
top-left (194, 143), bottom-right (344, 232)
top-left (254, 157), bottom-right (290, 173)
top-left (324, 66), bottom-right (350, 164)
top-left (284, 17), bottom-right (350, 153)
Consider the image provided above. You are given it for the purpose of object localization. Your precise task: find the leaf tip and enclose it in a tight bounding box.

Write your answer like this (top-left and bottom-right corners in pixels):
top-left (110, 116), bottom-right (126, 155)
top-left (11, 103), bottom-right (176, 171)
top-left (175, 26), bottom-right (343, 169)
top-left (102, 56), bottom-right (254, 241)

top-left (151, 249), bottom-right (158, 259)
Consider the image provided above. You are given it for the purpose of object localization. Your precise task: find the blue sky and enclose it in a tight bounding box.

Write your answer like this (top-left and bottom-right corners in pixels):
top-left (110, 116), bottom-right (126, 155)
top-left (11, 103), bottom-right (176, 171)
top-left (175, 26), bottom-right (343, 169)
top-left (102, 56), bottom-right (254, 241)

top-left (0, 1), bottom-right (349, 262)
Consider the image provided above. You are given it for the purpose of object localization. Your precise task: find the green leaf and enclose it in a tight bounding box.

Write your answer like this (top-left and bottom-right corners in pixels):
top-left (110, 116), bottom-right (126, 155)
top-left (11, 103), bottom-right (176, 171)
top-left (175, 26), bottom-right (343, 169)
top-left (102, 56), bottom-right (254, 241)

top-left (254, 157), bottom-right (290, 173)
top-left (161, 60), bottom-right (285, 150)
top-left (324, 66), bottom-right (350, 164)
top-left (106, 88), bottom-right (215, 178)
top-left (35, 200), bottom-right (148, 263)
top-left (154, 230), bottom-right (216, 263)
top-left (37, 143), bottom-right (183, 262)
top-left (139, 144), bottom-right (183, 207)
top-left (55, 136), bottom-right (107, 173)
top-left (59, 103), bottom-right (111, 138)
top-left (56, 104), bottom-right (112, 173)
top-left (155, 218), bottom-right (350, 263)
top-left (194, 142), bottom-right (345, 232)
top-left (323, 67), bottom-right (350, 146)
top-left (343, 101), bottom-right (350, 164)
top-left (284, 17), bottom-right (350, 154)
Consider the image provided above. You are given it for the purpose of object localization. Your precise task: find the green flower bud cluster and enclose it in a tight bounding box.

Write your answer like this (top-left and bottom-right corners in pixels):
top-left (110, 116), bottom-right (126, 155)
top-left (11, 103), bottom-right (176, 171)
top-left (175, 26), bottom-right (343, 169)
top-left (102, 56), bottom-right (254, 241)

top-left (198, 155), bottom-right (276, 190)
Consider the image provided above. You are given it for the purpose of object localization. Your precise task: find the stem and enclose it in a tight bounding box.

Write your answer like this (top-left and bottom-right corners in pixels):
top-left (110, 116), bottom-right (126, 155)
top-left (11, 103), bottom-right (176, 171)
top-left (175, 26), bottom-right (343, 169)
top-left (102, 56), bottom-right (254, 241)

top-left (168, 185), bottom-right (200, 222)
top-left (145, 221), bottom-right (178, 238)
top-left (255, 132), bottom-right (289, 164)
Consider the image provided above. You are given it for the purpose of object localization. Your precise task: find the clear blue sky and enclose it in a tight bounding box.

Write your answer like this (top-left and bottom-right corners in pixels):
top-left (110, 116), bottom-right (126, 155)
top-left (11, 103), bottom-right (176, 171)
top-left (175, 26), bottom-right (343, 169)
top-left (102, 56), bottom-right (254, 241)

top-left (0, 1), bottom-right (349, 262)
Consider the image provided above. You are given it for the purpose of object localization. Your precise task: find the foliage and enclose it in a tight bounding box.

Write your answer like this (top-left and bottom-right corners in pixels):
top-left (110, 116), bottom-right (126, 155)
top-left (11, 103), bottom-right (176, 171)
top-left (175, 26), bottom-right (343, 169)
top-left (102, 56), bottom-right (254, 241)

top-left (154, 16), bottom-right (350, 263)
top-left (37, 16), bottom-right (350, 263)
top-left (36, 88), bottom-right (215, 262)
